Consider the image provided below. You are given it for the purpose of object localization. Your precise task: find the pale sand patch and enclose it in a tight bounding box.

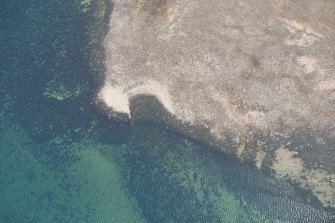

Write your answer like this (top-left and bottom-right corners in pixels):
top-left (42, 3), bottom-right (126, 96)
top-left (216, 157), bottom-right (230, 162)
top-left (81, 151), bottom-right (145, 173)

top-left (273, 147), bottom-right (304, 179)
top-left (302, 169), bottom-right (335, 208)
top-left (99, 85), bottom-right (130, 115)
top-left (297, 56), bottom-right (318, 74)
top-left (255, 149), bottom-right (266, 169)
top-left (236, 140), bottom-right (245, 160)
top-left (280, 18), bottom-right (324, 47)
top-left (316, 78), bottom-right (335, 91)
top-left (272, 147), bottom-right (335, 207)
top-left (99, 80), bottom-right (175, 117)
top-left (253, 140), bottom-right (267, 169)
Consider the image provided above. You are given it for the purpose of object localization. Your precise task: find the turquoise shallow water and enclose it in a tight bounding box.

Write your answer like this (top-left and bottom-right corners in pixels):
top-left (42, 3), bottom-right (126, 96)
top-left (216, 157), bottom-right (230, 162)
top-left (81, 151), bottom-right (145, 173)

top-left (0, 0), bottom-right (334, 222)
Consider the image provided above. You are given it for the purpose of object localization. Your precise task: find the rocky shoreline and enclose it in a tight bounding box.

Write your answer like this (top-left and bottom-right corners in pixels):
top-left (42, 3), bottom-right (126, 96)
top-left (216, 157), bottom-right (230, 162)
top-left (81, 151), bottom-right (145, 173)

top-left (99, 0), bottom-right (335, 208)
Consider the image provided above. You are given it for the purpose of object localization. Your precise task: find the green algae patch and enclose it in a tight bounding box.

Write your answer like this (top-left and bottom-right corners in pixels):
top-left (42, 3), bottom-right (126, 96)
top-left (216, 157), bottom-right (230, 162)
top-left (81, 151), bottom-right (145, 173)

top-left (80, 0), bottom-right (92, 7)
top-left (78, 0), bottom-right (93, 13)
top-left (44, 79), bottom-right (87, 101)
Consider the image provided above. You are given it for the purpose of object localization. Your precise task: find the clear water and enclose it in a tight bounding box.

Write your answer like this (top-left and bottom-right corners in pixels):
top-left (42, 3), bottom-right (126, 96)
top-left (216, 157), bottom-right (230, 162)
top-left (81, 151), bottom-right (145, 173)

top-left (0, 0), bottom-right (334, 222)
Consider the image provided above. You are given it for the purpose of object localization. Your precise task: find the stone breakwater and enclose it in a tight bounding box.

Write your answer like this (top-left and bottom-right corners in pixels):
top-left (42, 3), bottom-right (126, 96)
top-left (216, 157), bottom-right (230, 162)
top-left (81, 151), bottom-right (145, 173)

top-left (99, 0), bottom-right (335, 207)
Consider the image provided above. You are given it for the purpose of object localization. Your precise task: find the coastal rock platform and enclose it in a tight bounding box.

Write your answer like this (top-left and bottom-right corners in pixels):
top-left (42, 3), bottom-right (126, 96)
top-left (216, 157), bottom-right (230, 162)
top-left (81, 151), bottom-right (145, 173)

top-left (99, 0), bottom-right (335, 207)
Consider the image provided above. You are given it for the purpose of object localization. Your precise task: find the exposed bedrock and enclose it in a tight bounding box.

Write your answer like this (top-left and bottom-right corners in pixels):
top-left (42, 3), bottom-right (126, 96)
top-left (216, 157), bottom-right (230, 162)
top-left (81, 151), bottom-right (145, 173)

top-left (99, 0), bottom-right (335, 207)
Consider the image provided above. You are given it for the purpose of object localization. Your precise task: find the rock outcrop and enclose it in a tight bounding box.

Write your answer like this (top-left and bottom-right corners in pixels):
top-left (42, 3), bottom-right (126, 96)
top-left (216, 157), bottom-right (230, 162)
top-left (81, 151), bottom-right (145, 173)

top-left (99, 0), bottom-right (335, 207)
